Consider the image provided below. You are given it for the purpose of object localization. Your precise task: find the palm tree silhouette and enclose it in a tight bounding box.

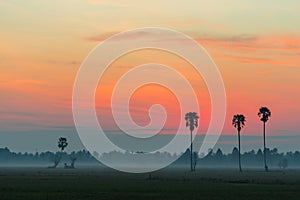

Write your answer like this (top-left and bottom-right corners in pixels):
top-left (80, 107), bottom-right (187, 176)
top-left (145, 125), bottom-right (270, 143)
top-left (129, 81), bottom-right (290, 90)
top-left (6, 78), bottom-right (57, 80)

top-left (258, 107), bottom-right (271, 171)
top-left (58, 137), bottom-right (68, 152)
top-left (232, 114), bottom-right (246, 172)
top-left (185, 112), bottom-right (199, 172)
top-left (49, 137), bottom-right (68, 168)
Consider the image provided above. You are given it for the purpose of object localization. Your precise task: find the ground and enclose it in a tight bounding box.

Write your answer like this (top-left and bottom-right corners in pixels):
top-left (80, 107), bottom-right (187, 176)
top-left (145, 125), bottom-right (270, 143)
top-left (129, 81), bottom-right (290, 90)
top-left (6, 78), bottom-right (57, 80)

top-left (0, 167), bottom-right (300, 200)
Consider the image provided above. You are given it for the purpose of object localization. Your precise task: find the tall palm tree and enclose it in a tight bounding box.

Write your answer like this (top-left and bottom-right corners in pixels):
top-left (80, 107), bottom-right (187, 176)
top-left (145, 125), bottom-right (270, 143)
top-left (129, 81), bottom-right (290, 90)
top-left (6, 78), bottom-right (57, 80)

top-left (232, 114), bottom-right (246, 172)
top-left (258, 107), bottom-right (271, 171)
top-left (185, 112), bottom-right (199, 172)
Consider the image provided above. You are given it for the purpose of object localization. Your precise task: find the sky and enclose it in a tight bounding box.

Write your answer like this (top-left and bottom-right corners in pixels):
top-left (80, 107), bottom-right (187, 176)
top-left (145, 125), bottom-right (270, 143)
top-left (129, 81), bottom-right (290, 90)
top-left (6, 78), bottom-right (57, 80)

top-left (0, 0), bottom-right (300, 152)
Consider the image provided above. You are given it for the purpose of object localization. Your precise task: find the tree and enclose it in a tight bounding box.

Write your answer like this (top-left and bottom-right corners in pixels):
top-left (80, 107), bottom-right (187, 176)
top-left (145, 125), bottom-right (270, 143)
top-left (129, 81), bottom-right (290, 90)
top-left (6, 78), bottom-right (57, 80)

top-left (64, 157), bottom-right (77, 169)
top-left (232, 114), bottom-right (246, 172)
top-left (231, 147), bottom-right (239, 163)
top-left (185, 112), bottom-right (199, 172)
top-left (49, 137), bottom-right (68, 168)
top-left (193, 152), bottom-right (198, 171)
top-left (58, 137), bottom-right (68, 152)
top-left (215, 148), bottom-right (223, 161)
top-left (258, 106), bottom-right (271, 171)
top-left (49, 154), bottom-right (61, 169)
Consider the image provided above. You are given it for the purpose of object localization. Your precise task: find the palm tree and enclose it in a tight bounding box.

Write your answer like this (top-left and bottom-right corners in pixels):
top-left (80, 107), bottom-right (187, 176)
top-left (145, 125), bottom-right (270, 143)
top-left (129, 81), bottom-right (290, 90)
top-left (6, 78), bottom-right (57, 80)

top-left (258, 107), bottom-right (271, 171)
top-left (232, 114), bottom-right (246, 172)
top-left (185, 112), bottom-right (199, 172)
top-left (49, 137), bottom-right (68, 168)
top-left (58, 137), bottom-right (68, 152)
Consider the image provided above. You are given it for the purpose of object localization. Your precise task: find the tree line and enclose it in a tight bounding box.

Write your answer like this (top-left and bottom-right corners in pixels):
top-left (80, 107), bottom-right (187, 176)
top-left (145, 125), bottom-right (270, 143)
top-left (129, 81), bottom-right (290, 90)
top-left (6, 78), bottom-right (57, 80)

top-left (0, 143), bottom-right (99, 168)
top-left (0, 146), bottom-right (298, 169)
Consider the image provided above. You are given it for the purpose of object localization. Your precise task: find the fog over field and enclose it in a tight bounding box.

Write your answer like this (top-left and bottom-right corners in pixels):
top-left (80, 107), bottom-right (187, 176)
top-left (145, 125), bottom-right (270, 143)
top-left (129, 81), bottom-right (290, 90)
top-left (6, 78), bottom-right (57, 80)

top-left (0, 129), bottom-right (299, 154)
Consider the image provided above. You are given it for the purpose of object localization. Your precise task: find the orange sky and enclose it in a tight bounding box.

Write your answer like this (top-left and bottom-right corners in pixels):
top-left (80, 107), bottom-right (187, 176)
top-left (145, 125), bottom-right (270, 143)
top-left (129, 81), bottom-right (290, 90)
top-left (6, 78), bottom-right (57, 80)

top-left (0, 0), bottom-right (300, 137)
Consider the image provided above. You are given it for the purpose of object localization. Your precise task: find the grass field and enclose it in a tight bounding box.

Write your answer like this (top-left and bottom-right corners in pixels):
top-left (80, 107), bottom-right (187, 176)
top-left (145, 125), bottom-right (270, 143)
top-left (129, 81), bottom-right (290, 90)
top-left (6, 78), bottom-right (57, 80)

top-left (1, 167), bottom-right (300, 200)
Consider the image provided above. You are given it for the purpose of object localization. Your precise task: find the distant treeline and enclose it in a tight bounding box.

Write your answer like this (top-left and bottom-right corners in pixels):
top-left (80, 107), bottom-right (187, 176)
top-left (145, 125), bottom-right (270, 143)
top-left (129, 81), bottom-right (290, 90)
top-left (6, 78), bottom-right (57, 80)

top-left (0, 147), bottom-right (99, 166)
top-left (0, 147), bottom-right (299, 169)
top-left (177, 148), bottom-right (294, 169)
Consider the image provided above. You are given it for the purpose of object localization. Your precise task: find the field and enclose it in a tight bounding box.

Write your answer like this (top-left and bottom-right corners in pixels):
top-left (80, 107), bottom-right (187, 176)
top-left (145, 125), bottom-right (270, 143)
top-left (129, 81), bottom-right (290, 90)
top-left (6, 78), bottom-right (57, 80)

top-left (1, 167), bottom-right (300, 200)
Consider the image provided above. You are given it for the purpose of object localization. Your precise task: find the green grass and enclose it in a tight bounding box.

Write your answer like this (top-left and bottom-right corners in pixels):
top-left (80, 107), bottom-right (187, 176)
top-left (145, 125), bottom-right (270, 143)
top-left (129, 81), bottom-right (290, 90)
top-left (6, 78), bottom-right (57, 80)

top-left (0, 167), bottom-right (300, 200)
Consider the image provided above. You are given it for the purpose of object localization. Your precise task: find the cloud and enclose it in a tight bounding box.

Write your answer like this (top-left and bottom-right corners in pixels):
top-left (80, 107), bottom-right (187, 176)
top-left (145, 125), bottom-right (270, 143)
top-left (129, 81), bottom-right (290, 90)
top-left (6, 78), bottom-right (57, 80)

top-left (84, 31), bottom-right (120, 42)
top-left (193, 34), bottom-right (300, 67)
top-left (167, 19), bottom-right (205, 28)
top-left (84, 30), bottom-right (258, 44)
top-left (0, 79), bottom-right (48, 91)
top-left (220, 54), bottom-right (300, 67)
top-left (83, 30), bottom-right (168, 43)
top-left (84, 31), bottom-right (300, 66)
top-left (195, 34), bottom-right (257, 42)
top-left (45, 60), bottom-right (81, 66)
top-left (197, 34), bottom-right (300, 53)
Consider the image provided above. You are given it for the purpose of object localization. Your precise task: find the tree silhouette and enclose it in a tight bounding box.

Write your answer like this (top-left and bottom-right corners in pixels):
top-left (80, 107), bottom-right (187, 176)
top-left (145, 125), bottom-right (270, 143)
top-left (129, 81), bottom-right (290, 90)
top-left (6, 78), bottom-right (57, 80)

top-left (64, 157), bottom-right (77, 169)
top-left (185, 112), bottom-right (199, 172)
top-left (193, 152), bottom-right (198, 171)
top-left (58, 137), bottom-right (68, 152)
top-left (232, 114), bottom-right (246, 172)
top-left (258, 107), bottom-right (271, 171)
top-left (49, 137), bottom-right (68, 168)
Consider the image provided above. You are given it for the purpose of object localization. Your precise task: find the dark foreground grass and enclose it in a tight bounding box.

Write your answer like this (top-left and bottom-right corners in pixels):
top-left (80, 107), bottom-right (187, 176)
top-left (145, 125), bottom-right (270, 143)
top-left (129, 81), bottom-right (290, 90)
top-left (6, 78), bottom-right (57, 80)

top-left (1, 167), bottom-right (300, 200)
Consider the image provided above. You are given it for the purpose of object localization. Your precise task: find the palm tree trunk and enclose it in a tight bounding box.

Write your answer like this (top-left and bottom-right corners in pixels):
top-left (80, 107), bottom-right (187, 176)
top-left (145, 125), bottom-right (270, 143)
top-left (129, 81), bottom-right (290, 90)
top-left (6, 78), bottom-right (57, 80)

top-left (190, 130), bottom-right (193, 172)
top-left (238, 130), bottom-right (242, 172)
top-left (263, 122), bottom-right (268, 171)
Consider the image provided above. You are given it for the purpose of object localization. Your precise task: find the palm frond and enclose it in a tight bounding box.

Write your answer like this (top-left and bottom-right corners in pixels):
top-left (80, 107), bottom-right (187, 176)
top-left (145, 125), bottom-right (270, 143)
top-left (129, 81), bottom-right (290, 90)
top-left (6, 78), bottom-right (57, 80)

top-left (232, 114), bottom-right (246, 130)
top-left (185, 112), bottom-right (199, 132)
top-left (258, 106), bottom-right (271, 122)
